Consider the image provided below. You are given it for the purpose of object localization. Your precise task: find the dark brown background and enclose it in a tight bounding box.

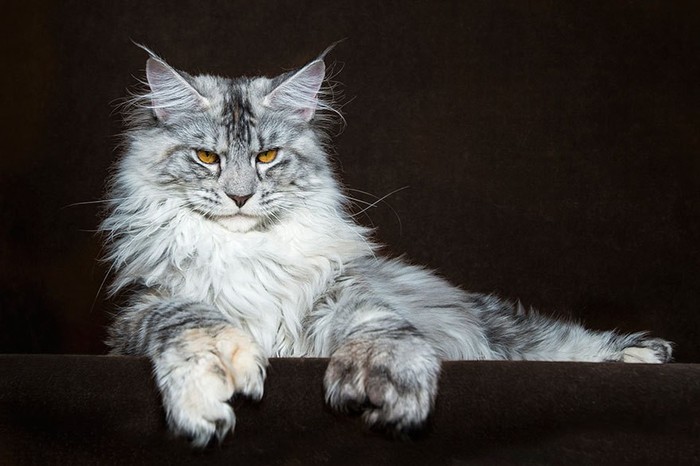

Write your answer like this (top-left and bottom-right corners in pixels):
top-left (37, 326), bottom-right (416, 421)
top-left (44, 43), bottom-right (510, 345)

top-left (1, 1), bottom-right (698, 361)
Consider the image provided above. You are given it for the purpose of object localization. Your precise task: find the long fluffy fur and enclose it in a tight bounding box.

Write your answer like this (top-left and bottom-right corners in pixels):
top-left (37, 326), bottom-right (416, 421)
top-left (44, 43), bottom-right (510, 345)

top-left (102, 50), bottom-right (672, 446)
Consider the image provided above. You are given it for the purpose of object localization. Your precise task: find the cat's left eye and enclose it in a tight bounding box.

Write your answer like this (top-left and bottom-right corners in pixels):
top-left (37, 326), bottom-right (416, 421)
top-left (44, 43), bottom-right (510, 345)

top-left (196, 149), bottom-right (219, 165)
top-left (256, 149), bottom-right (278, 164)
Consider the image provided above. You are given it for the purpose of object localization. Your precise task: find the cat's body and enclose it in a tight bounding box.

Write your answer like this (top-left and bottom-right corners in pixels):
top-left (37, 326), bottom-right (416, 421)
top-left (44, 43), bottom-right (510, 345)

top-left (103, 48), bottom-right (672, 446)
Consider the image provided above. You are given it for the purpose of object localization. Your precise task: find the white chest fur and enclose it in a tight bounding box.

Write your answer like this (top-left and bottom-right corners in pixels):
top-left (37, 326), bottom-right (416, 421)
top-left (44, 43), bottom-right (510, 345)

top-left (111, 205), bottom-right (369, 356)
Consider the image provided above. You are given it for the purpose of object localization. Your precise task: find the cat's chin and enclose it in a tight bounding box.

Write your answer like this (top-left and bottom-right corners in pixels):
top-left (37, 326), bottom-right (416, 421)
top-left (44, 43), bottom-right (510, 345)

top-left (215, 214), bottom-right (260, 233)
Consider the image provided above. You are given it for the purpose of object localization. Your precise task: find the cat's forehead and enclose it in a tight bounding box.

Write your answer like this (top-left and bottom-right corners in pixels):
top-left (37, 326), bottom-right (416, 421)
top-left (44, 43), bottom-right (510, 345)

top-left (190, 74), bottom-right (271, 116)
top-left (185, 74), bottom-right (275, 149)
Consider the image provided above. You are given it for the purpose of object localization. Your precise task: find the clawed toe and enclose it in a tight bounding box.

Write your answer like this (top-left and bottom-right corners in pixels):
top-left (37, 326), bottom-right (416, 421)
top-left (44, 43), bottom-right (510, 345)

top-left (324, 337), bottom-right (440, 435)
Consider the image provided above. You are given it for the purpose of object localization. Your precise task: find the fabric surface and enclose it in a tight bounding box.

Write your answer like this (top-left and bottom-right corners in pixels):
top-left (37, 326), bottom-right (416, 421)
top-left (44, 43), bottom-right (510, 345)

top-left (1, 355), bottom-right (699, 465)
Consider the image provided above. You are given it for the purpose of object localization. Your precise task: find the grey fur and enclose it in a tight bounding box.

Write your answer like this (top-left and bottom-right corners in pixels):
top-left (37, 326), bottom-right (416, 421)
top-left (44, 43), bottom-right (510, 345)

top-left (102, 49), bottom-right (673, 446)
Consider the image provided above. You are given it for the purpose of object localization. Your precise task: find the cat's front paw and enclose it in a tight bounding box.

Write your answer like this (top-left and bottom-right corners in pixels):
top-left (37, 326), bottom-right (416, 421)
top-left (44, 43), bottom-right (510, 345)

top-left (621, 336), bottom-right (673, 363)
top-left (153, 325), bottom-right (268, 446)
top-left (324, 336), bottom-right (440, 434)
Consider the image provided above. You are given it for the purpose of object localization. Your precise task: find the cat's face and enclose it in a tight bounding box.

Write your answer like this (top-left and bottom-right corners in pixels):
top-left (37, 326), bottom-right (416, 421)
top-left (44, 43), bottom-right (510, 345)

top-left (124, 53), bottom-right (337, 233)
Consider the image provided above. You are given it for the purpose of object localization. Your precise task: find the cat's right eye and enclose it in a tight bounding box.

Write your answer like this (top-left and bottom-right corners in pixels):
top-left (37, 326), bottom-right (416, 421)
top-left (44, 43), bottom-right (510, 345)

top-left (195, 149), bottom-right (219, 165)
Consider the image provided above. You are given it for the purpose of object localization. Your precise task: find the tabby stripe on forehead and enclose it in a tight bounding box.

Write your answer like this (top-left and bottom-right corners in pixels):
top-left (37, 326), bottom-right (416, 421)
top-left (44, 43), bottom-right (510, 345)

top-left (221, 92), bottom-right (233, 141)
top-left (224, 90), bottom-right (256, 146)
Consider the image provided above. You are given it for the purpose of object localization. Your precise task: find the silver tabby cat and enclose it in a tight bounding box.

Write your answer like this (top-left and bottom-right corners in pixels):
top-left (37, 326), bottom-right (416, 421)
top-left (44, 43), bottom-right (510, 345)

top-left (102, 48), bottom-right (672, 446)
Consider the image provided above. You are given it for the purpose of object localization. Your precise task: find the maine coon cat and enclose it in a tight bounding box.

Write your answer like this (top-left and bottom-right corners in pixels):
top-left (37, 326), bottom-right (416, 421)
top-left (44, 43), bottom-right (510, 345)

top-left (102, 47), bottom-right (673, 446)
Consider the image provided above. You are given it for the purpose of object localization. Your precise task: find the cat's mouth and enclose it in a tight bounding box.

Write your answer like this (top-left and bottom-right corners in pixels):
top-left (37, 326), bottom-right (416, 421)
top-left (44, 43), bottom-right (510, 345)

top-left (220, 212), bottom-right (255, 218)
top-left (202, 211), bottom-right (256, 221)
top-left (214, 212), bottom-right (261, 233)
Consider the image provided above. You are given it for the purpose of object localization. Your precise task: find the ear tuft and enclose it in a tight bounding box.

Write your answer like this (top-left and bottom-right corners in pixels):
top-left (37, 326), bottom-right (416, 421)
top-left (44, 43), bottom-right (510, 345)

top-left (263, 59), bottom-right (326, 121)
top-left (144, 56), bottom-right (209, 122)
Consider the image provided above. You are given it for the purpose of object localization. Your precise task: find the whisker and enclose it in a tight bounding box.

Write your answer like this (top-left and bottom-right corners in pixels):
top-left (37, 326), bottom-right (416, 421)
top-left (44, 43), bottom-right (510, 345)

top-left (348, 186), bottom-right (409, 212)
top-left (90, 261), bottom-right (115, 314)
top-left (346, 186), bottom-right (408, 235)
top-left (62, 196), bottom-right (150, 209)
top-left (343, 196), bottom-right (379, 207)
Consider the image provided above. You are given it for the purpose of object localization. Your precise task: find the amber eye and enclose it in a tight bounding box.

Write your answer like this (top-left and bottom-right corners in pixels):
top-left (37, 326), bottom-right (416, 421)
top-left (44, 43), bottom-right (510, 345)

top-left (256, 149), bottom-right (278, 164)
top-left (196, 149), bottom-right (219, 165)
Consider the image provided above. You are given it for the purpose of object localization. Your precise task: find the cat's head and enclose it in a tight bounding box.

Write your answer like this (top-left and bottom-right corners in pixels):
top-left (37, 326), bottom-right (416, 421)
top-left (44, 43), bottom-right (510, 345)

top-left (119, 46), bottom-right (342, 233)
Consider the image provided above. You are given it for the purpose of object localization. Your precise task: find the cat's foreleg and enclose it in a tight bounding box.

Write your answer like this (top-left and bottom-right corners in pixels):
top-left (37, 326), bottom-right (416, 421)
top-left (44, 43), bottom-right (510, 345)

top-left (320, 303), bottom-right (441, 434)
top-left (108, 296), bottom-right (267, 446)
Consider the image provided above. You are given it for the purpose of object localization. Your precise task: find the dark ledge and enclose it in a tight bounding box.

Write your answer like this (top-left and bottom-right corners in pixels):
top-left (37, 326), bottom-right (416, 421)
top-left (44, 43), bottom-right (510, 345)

top-left (1, 355), bottom-right (698, 465)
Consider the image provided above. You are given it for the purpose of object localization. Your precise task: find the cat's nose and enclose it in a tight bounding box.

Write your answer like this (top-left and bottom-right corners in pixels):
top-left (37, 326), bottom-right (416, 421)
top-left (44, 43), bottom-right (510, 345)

top-left (227, 193), bottom-right (253, 208)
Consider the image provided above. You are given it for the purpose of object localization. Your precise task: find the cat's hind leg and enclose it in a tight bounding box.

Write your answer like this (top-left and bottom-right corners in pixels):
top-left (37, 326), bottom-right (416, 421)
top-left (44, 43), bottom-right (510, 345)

top-left (480, 300), bottom-right (673, 363)
top-left (619, 336), bottom-right (673, 363)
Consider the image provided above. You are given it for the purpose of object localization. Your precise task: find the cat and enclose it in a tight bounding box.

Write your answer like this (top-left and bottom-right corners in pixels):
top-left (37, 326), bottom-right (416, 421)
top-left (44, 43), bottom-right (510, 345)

top-left (101, 46), bottom-right (673, 446)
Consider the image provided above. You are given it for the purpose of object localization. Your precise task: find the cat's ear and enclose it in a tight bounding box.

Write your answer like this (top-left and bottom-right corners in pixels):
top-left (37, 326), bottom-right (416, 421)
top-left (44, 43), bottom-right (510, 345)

top-left (263, 59), bottom-right (326, 121)
top-left (145, 56), bottom-right (209, 122)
